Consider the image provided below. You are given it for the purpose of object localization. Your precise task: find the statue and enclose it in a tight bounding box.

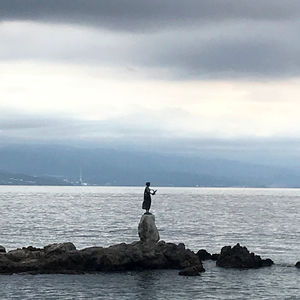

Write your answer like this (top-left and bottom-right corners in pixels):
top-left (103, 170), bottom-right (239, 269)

top-left (142, 182), bottom-right (157, 214)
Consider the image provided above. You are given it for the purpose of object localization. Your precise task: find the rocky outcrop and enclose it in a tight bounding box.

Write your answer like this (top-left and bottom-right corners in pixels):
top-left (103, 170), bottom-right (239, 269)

top-left (0, 241), bottom-right (204, 275)
top-left (197, 249), bottom-right (219, 261)
top-left (216, 243), bottom-right (273, 269)
top-left (44, 242), bottom-right (76, 255)
top-left (138, 214), bottom-right (160, 243)
top-left (296, 261), bottom-right (300, 268)
top-left (0, 246), bottom-right (6, 253)
top-left (0, 213), bottom-right (206, 275)
top-left (197, 249), bottom-right (212, 261)
top-left (211, 253), bottom-right (219, 261)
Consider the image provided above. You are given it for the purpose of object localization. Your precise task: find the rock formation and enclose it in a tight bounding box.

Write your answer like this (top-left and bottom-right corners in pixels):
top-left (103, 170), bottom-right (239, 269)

top-left (197, 249), bottom-right (219, 261)
top-left (197, 249), bottom-right (212, 260)
top-left (0, 214), bottom-right (205, 275)
top-left (216, 243), bottom-right (273, 269)
top-left (296, 261), bottom-right (300, 268)
top-left (0, 246), bottom-right (6, 253)
top-left (138, 213), bottom-right (160, 243)
top-left (0, 241), bottom-right (204, 275)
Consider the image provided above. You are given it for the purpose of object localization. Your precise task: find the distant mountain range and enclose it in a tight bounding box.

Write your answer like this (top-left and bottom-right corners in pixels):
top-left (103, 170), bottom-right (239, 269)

top-left (0, 170), bottom-right (72, 186)
top-left (0, 144), bottom-right (299, 187)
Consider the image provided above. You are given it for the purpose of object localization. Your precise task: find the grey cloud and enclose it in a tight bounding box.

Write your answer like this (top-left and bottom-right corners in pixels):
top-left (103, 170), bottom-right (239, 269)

top-left (2, 109), bottom-right (300, 170)
top-left (0, 115), bottom-right (68, 130)
top-left (1, 1), bottom-right (300, 79)
top-left (2, 110), bottom-right (300, 170)
top-left (1, 18), bottom-right (300, 79)
top-left (132, 21), bottom-right (300, 79)
top-left (0, 108), bottom-right (181, 143)
top-left (1, 0), bottom-right (300, 31)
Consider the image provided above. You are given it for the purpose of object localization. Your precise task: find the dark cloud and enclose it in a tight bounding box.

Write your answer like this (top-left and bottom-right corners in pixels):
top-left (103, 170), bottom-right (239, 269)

top-left (1, 18), bottom-right (300, 79)
top-left (1, 0), bottom-right (300, 31)
top-left (1, 1), bottom-right (300, 78)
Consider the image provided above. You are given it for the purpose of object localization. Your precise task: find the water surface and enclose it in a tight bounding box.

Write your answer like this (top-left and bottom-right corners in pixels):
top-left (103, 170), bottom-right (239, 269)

top-left (0, 186), bottom-right (299, 299)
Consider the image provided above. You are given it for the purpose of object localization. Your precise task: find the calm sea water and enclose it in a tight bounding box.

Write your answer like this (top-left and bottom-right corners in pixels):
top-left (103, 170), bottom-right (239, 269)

top-left (0, 186), bottom-right (299, 299)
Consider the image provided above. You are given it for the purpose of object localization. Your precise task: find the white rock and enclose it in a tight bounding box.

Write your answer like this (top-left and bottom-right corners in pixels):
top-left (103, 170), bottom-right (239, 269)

top-left (138, 214), bottom-right (160, 243)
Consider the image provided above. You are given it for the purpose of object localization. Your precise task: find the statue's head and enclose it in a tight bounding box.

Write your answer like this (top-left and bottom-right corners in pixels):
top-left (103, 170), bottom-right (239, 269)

top-left (146, 182), bottom-right (150, 186)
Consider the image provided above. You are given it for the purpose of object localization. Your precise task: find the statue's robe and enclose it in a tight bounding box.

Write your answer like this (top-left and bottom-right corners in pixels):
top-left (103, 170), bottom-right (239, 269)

top-left (142, 186), bottom-right (151, 210)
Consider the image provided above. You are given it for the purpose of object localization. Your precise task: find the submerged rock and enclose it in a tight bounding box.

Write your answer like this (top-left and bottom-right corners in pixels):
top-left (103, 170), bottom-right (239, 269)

top-left (216, 243), bottom-right (274, 269)
top-left (0, 241), bottom-right (203, 275)
top-left (138, 214), bottom-right (160, 243)
top-left (296, 261), bottom-right (300, 268)
top-left (0, 246), bottom-right (6, 253)
top-left (178, 264), bottom-right (204, 276)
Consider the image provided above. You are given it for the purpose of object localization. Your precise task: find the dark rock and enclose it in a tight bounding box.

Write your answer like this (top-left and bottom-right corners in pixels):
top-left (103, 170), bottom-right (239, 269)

top-left (178, 264), bottom-right (204, 276)
top-left (197, 249), bottom-right (212, 261)
top-left (0, 241), bottom-right (204, 275)
top-left (216, 243), bottom-right (274, 269)
top-left (6, 247), bottom-right (43, 262)
top-left (296, 261), bottom-right (300, 268)
top-left (44, 242), bottom-right (76, 255)
top-left (0, 246), bottom-right (6, 253)
top-left (211, 253), bottom-right (219, 261)
top-left (262, 258), bottom-right (274, 267)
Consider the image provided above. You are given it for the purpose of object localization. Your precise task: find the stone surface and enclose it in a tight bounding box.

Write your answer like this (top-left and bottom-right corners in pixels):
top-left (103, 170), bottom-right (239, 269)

top-left (0, 246), bottom-right (6, 253)
top-left (44, 242), bottom-right (76, 255)
top-left (296, 261), bottom-right (300, 268)
top-left (178, 264), bottom-right (204, 276)
top-left (211, 253), bottom-right (219, 261)
top-left (216, 243), bottom-right (274, 269)
top-left (138, 214), bottom-right (160, 243)
top-left (197, 249), bottom-right (212, 261)
top-left (0, 241), bottom-right (203, 275)
top-left (196, 249), bottom-right (219, 261)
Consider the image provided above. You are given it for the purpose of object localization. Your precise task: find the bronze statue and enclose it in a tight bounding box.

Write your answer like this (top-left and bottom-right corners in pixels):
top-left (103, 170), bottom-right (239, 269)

top-left (142, 182), bottom-right (157, 214)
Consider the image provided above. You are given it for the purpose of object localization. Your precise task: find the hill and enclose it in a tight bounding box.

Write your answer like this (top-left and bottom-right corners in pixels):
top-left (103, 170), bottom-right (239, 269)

top-left (0, 144), bottom-right (299, 187)
top-left (0, 169), bottom-right (72, 186)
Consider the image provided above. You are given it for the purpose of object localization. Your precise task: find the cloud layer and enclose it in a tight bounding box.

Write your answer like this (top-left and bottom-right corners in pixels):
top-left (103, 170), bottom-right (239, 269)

top-left (1, 0), bottom-right (300, 29)
top-left (1, 1), bottom-right (300, 152)
top-left (0, 1), bottom-right (300, 78)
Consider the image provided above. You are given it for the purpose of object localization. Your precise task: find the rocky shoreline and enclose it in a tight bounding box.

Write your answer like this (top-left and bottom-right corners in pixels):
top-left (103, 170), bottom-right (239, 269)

top-left (0, 214), bottom-right (297, 276)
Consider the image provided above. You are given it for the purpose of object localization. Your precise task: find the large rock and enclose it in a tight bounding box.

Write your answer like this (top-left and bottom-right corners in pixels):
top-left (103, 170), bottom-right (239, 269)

top-left (0, 241), bottom-right (204, 275)
top-left (196, 249), bottom-right (219, 261)
top-left (197, 249), bottom-right (212, 261)
top-left (138, 214), bottom-right (160, 243)
top-left (296, 261), bottom-right (300, 268)
top-left (216, 243), bottom-right (273, 269)
top-left (0, 246), bottom-right (6, 253)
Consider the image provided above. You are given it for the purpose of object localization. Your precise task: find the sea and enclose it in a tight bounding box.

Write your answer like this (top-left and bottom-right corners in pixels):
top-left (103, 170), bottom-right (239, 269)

top-left (0, 186), bottom-right (299, 299)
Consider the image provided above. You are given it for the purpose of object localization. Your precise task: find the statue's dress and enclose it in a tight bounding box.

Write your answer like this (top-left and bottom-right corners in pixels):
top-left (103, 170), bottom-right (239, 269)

top-left (142, 186), bottom-right (151, 210)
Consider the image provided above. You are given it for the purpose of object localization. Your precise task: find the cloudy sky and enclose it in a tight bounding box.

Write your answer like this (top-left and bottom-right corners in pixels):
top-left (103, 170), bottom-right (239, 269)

top-left (1, 0), bottom-right (300, 155)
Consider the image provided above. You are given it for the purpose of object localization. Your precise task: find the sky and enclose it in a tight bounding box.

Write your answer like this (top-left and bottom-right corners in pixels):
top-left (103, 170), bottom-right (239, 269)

top-left (1, 0), bottom-right (300, 158)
